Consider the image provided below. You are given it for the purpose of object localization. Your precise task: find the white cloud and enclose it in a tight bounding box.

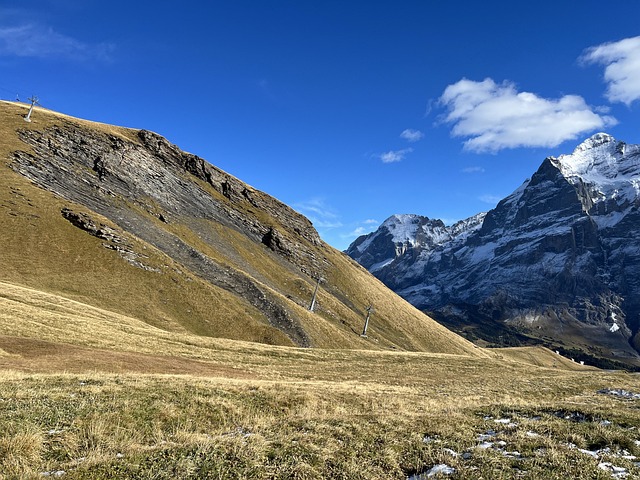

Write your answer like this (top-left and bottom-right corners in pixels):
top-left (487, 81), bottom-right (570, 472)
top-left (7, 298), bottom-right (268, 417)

top-left (582, 36), bottom-right (640, 105)
top-left (0, 24), bottom-right (113, 61)
top-left (342, 227), bottom-right (367, 239)
top-left (293, 198), bottom-right (343, 229)
top-left (462, 166), bottom-right (485, 174)
top-left (379, 147), bottom-right (413, 163)
top-left (363, 219), bottom-right (378, 225)
top-left (479, 194), bottom-right (502, 205)
top-left (439, 78), bottom-right (616, 153)
top-left (400, 129), bottom-right (424, 142)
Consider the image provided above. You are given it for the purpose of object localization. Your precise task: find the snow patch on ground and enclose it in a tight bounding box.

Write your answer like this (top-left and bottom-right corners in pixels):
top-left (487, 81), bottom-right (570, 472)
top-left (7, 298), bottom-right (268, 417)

top-left (408, 464), bottom-right (455, 479)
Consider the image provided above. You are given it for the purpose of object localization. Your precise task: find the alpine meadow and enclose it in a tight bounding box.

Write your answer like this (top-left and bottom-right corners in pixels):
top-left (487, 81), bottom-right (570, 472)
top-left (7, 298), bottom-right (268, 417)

top-left (2, 100), bottom-right (640, 479)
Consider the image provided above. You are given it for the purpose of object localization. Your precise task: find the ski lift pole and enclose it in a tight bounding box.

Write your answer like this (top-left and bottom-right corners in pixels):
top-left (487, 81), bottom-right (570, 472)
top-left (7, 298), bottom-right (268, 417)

top-left (24, 96), bottom-right (39, 122)
top-left (308, 276), bottom-right (322, 312)
top-left (361, 304), bottom-right (374, 337)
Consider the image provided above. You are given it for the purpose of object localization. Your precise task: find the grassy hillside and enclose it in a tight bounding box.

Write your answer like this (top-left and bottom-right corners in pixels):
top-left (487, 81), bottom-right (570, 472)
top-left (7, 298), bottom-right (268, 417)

top-left (0, 282), bottom-right (639, 479)
top-left (0, 100), bottom-right (478, 355)
top-left (3, 102), bottom-right (640, 479)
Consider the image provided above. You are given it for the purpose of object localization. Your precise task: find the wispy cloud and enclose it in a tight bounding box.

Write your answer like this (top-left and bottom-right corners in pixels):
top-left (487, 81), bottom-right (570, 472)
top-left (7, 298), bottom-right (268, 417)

top-left (341, 227), bottom-right (367, 239)
top-left (439, 78), bottom-right (616, 153)
top-left (0, 24), bottom-right (114, 61)
top-left (379, 147), bottom-right (413, 163)
top-left (293, 198), bottom-right (343, 229)
top-left (462, 166), bottom-right (485, 174)
top-left (581, 36), bottom-right (640, 106)
top-left (479, 194), bottom-right (502, 205)
top-left (363, 219), bottom-right (378, 225)
top-left (400, 128), bottom-right (424, 142)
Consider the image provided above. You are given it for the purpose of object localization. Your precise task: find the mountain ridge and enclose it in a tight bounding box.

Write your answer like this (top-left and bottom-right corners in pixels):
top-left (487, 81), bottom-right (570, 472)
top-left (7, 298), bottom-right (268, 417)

top-left (347, 132), bottom-right (640, 368)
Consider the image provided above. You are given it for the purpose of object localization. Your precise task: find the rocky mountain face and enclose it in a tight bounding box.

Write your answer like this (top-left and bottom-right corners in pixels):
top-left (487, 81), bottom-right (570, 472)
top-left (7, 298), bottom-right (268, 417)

top-left (348, 134), bottom-right (640, 368)
top-left (1, 101), bottom-right (481, 356)
top-left (346, 213), bottom-right (486, 273)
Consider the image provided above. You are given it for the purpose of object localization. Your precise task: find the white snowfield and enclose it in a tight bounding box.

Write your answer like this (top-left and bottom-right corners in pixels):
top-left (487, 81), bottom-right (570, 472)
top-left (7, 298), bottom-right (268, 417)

top-left (555, 133), bottom-right (640, 229)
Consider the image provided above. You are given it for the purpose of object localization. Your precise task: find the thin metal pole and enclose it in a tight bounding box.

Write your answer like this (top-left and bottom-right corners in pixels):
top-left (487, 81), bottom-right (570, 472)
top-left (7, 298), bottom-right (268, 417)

top-left (361, 304), bottom-right (373, 337)
top-left (309, 276), bottom-right (321, 311)
top-left (24, 96), bottom-right (39, 122)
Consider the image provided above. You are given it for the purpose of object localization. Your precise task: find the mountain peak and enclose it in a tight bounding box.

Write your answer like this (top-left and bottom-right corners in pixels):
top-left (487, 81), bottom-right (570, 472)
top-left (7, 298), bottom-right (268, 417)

top-left (382, 214), bottom-right (432, 243)
top-left (572, 132), bottom-right (616, 153)
top-left (348, 132), bottom-right (640, 368)
top-left (551, 133), bottom-right (640, 213)
top-left (382, 213), bottom-right (424, 227)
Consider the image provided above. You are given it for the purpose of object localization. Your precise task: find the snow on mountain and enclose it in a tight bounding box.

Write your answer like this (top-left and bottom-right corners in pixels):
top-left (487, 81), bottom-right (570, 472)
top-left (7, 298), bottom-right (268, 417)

top-left (346, 212), bottom-right (485, 273)
top-left (347, 133), bottom-right (640, 368)
top-left (553, 133), bottom-right (640, 229)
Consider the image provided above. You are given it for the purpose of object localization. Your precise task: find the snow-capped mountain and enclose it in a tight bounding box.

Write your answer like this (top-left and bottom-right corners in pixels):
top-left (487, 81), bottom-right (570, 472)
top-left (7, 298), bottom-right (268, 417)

top-left (347, 214), bottom-right (484, 272)
top-left (346, 213), bottom-right (485, 273)
top-left (347, 133), bottom-right (640, 368)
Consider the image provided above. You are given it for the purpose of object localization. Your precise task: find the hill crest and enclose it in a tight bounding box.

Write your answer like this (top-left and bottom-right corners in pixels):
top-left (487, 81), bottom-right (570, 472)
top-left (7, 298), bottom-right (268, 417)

top-left (0, 100), bottom-right (480, 356)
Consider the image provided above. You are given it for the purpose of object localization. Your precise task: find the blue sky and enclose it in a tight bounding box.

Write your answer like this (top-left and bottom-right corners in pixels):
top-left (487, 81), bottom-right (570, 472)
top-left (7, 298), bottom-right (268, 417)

top-left (1, 1), bottom-right (639, 250)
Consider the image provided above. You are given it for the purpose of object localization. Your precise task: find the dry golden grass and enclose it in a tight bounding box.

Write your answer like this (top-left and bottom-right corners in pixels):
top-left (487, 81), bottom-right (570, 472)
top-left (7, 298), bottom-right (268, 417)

top-left (1, 352), bottom-right (640, 479)
top-left (0, 280), bottom-right (639, 478)
top-left (0, 99), bottom-right (482, 355)
top-left (3, 101), bottom-right (640, 478)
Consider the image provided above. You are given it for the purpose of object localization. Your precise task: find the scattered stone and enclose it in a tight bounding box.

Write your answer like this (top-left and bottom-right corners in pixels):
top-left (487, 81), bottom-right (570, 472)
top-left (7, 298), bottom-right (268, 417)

top-left (554, 411), bottom-right (592, 423)
top-left (494, 418), bottom-right (512, 424)
top-left (224, 426), bottom-right (252, 439)
top-left (503, 451), bottom-right (522, 458)
top-left (598, 389), bottom-right (640, 400)
top-left (477, 430), bottom-right (496, 441)
top-left (577, 448), bottom-right (600, 458)
top-left (40, 471), bottom-right (65, 477)
top-left (422, 435), bottom-right (440, 444)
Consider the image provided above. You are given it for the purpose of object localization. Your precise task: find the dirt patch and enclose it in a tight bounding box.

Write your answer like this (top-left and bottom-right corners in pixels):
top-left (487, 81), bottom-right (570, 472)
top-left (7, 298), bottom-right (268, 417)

top-left (0, 335), bottom-right (256, 378)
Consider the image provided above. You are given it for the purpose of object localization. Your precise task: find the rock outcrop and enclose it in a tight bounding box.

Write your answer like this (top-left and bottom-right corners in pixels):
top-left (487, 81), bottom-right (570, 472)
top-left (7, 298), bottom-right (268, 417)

top-left (11, 123), bottom-right (322, 346)
top-left (3, 100), bottom-right (481, 356)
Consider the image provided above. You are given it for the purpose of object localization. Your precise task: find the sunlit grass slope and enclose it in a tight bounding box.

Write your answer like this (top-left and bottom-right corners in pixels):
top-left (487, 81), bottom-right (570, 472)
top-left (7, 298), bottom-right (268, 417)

top-left (2, 102), bottom-right (640, 479)
top-left (0, 288), bottom-right (639, 479)
top-left (0, 100), bottom-right (478, 354)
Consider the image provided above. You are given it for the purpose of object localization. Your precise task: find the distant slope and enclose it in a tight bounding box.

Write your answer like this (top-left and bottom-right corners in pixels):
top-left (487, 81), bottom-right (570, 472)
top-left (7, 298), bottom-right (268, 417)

top-left (0, 100), bottom-right (480, 356)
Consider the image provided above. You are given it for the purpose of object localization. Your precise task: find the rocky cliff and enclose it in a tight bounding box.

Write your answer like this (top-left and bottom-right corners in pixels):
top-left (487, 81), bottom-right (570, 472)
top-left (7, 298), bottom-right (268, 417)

top-left (1, 100), bottom-right (481, 356)
top-left (348, 134), bottom-right (640, 368)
